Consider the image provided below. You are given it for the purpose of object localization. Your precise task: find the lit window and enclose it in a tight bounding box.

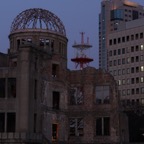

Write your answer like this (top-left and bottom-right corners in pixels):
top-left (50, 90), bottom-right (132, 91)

top-left (141, 45), bottom-right (144, 50)
top-left (118, 80), bottom-right (121, 85)
top-left (141, 66), bottom-right (144, 71)
top-left (141, 77), bottom-right (144, 83)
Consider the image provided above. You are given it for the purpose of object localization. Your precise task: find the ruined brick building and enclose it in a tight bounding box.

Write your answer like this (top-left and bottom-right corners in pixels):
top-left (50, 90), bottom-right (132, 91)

top-left (0, 8), bottom-right (123, 144)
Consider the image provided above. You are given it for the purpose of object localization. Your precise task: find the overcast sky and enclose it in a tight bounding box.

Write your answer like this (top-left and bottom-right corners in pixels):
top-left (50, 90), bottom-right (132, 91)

top-left (0, 0), bottom-right (144, 69)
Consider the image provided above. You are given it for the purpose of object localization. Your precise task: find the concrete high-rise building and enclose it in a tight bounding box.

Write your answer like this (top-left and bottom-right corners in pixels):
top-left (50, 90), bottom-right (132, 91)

top-left (108, 16), bottom-right (144, 144)
top-left (99, 0), bottom-right (144, 70)
top-left (108, 18), bottom-right (144, 102)
top-left (103, 1), bottom-right (144, 142)
top-left (99, 0), bottom-right (144, 142)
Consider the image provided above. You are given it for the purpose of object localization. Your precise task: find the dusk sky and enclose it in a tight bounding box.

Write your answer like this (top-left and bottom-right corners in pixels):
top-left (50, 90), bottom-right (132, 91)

top-left (0, 0), bottom-right (144, 69)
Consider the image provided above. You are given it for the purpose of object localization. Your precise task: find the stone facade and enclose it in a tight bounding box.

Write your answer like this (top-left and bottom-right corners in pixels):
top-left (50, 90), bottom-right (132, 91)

top-left (0, 8), bottom-right (122, 144)
top-left (67, 68), bottom-right (121, 144)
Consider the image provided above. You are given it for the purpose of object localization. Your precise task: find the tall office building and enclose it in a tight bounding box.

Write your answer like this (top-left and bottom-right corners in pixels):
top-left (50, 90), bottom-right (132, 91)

top-left (108, 18), bottom-right (144, 103)
top-left (105, 1), bottom-right (144, 142)
top-left (99, 0), bottom-right (144, 70)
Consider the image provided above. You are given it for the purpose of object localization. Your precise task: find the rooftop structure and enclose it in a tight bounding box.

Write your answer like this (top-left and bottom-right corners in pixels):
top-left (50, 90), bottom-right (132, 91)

top-left (10, 8), bottom-right (66, 35)
top-left (71, 32), bottom-right (93, 69)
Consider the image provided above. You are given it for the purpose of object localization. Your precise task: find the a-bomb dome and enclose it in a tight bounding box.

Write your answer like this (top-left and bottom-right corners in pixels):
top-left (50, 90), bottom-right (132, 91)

top-left (10, 8), bottom-right (66, 36)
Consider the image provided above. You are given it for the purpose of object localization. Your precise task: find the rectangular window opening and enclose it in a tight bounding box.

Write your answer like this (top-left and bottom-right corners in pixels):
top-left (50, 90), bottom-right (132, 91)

top-left (96, 117), bottom-right (110, 136)
top-left (34, 80), bottom-right (37, 100)
top-left (69, 87), bottom-right (83, 105)
top-left (96, 86), bottom-right (110, 104)
top-left (34, 113), bottom-right (37, 133)
top-left (52, 124), bottom-right (58, 140)
top-left (96, 118), bottom-right (102, 136)
top-left (0, 78), bottom-right (5, 98)
top-left (53, 91), bottom-right (60, 110)
top-left (8, 78), bottom-right (16, 98)
top-left (7, 113), bottom-right (16, 132)
top-left (69, 118), bottom-right (84, 137)
top-left (0, 113), bottom-right (5, 132)
top-left (17, 39), bottom-right (20, 49)
top-left (52, 64), bottom-right (59, 78)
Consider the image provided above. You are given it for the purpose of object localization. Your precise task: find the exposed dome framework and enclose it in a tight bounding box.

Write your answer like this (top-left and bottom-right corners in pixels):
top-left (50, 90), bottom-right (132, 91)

top-left (10, 8), bottom-right (66, 36)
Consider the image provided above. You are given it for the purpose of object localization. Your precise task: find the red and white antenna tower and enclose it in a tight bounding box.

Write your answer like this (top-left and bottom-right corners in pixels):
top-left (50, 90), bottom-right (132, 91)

top-left (71, 32), bottom-right (93, 69)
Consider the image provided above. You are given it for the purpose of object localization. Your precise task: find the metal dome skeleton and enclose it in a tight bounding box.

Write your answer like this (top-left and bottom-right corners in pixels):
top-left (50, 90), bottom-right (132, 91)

top-left (10, 8), bottom-right (66, 36)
